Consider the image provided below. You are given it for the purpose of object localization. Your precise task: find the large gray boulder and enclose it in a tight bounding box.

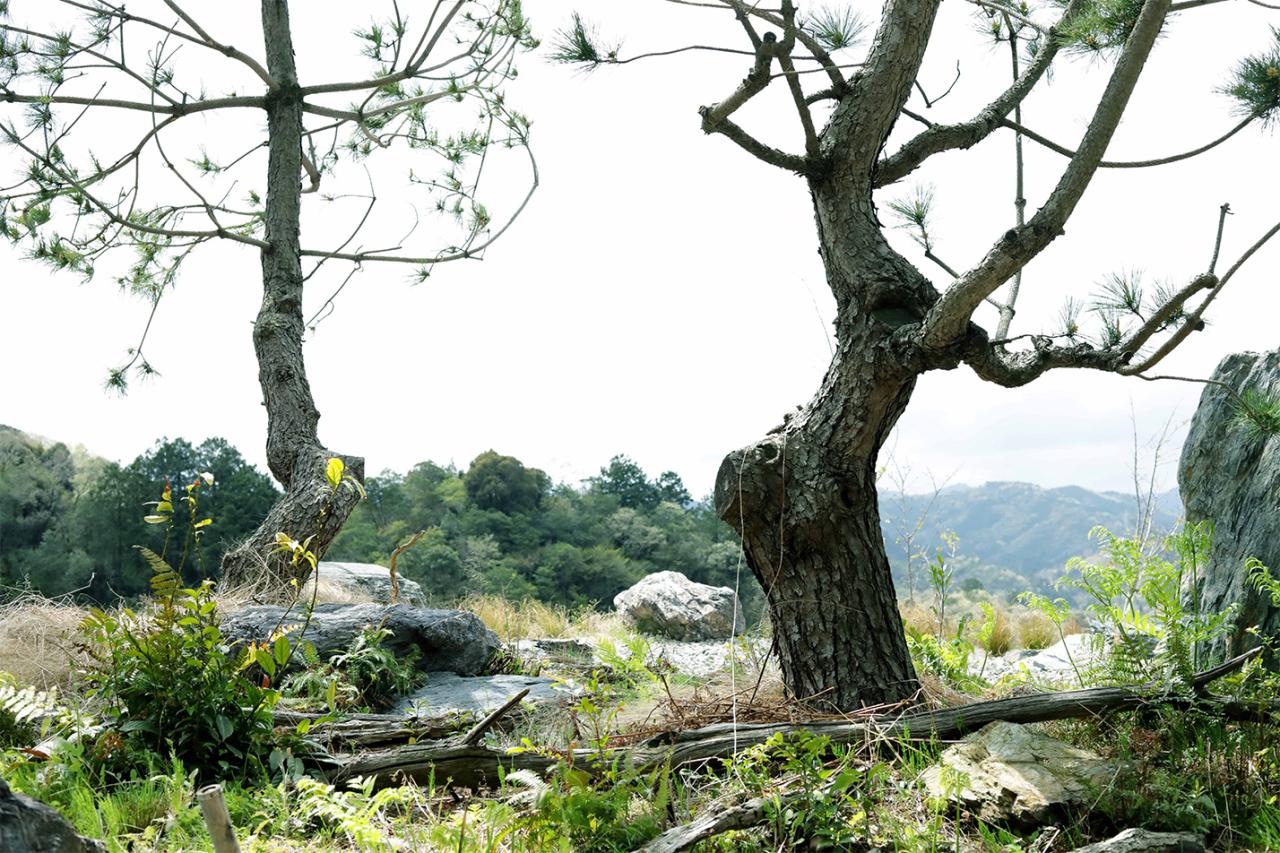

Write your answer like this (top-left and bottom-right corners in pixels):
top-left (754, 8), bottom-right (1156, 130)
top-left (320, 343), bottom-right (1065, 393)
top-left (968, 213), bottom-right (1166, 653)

top-left (220, 604), bottom-right (499, 676)
top-left (1069, 828), bottom-right (1204, 853)
top-left (920, 721), bottom-right (1113, 826)
top-left (613, 571), bottom-right (745, 641)
top-left (0, 777), bottom-right (105, 853)
top-left (306, 561), bottom-right (428, 606)
top-left (1179, 349), bottom-right (1280, 658)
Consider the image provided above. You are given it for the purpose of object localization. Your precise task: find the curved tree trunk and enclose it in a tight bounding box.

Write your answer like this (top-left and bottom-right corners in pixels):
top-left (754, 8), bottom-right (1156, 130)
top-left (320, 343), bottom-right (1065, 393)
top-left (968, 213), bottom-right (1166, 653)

top-left (714, 358), bottom-right (920, 710)
top-left (221, 0), bottom-right (363, 591)
top-left (715, 178), bottom-right (943, 710)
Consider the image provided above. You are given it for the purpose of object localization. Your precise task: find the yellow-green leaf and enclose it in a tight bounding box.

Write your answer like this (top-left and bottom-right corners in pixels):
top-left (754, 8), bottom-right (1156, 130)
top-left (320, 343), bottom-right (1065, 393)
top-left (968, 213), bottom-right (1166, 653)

top-left (143, 515), bottom-right (170, 524)
top-left (325, 457), bottom-right (344, 488)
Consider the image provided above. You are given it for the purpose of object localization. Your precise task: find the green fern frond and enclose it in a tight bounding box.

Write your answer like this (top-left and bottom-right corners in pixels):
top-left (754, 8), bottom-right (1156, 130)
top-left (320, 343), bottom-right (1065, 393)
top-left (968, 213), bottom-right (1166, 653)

top-left (0, 680), bottom-right (59, 725)
top-left (136, 545), bottom-right (180, 603)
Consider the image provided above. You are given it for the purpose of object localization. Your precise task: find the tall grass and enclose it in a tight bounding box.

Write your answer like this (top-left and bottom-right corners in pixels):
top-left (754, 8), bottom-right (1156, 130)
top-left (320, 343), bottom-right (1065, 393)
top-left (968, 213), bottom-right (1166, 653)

top-left (457, 594), bottom-right (625, 642)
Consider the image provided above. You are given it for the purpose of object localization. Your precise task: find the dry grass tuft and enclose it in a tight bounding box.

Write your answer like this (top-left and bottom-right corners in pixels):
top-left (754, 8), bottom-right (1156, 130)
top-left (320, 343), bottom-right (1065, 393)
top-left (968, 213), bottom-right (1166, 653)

top-left (300, 578), bottom-right (377, 606)
top-left (898, 600), bottom-right (965, 640)
top-left (1015, 611), bottom-right (1059, 650)
top-left (0, 594), bottom-right (89, 690)
top-left (458, 594), bottom-right (625, 642)
top-left (980, 605), bottom-right (1015, 655)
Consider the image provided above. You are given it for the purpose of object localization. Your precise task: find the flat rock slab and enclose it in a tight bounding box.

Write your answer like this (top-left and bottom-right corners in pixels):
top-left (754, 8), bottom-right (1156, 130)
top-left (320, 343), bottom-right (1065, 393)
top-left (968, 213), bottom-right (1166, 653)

top-left (0, 777), bottom-right (105, 853)
top-left (1069, 828), bottom-right (1205, 853)
top-left (308, 561), bottom-right (428, 606)
top-left (515, 636), bottom-right (773, 679)
top-left (920, 721), bottom-right (1114, 826)
top-left (395, 673), bottom-right (572, 716)
top-left (221, 604), bottom-right (499, 676)
top-left (513, 638), bottom-right (596, 664)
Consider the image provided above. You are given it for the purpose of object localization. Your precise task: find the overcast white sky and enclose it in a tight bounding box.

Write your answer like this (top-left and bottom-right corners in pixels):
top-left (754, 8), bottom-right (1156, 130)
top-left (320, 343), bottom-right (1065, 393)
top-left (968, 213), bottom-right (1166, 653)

top-left (1, 0), bottom-right (1277, 498)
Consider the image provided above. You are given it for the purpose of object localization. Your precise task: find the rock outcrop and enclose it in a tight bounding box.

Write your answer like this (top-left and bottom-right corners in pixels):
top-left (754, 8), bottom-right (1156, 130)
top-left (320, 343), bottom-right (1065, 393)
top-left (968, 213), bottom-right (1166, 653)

top-left (306, 561), bottom-right (428, 606)
top-left (973, 633), bottom-right (1102, 684)
top-left (1179, 349), bottom-right (1280, 658)
top-left (920, 721), bottom-right (1113, 826)
top-left (613, 571), bottom-right (745, 641)
top-left (221, 604), bottom-right (499, 676)
top-left (0, 777), bottom-right (105, 853)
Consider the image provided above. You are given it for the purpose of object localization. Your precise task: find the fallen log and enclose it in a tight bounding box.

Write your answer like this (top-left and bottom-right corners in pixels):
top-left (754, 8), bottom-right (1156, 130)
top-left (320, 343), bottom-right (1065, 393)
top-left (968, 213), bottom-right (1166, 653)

top-left (273, 708), bottom-right (473, 749)
top-left (334, 648), bottom-right (1270, 789)
top-left (636, 789), bottom-right (805, 853)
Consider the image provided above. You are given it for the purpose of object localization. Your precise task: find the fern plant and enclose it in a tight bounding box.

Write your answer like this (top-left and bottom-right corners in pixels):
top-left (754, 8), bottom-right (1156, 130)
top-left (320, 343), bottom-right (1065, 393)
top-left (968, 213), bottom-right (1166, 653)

top-left (0, 674), bottom-right (61, 747)
top-left (280, 625), bottom-right (423, 713)
top-left (78, 477), bottom-right (285, 782)
top-left (1052, 523), bottom-right (1238, 686)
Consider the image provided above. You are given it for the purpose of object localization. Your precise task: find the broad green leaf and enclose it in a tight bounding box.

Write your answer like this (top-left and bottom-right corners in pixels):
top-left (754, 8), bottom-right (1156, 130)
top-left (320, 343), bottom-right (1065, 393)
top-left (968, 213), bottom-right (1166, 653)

top-left (255, 646), bottom-right (277, 678)
top-left (273, 634), bottom-right (290, 667)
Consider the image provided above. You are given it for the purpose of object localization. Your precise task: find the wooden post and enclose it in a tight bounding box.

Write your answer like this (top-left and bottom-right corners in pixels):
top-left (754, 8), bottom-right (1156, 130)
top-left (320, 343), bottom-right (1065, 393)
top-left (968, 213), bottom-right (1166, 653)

top-left (197, 784), bottom-right (241, 853)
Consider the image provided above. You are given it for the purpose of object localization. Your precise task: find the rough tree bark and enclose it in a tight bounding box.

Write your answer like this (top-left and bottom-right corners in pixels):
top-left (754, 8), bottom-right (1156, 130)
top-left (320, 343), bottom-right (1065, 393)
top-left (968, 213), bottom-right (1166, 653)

top-left (220, 0), bottom-right (363, 589)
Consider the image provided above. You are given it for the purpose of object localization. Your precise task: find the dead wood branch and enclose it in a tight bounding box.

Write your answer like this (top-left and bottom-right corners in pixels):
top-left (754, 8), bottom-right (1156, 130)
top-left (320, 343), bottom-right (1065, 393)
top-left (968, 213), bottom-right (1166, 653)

top-left (333, 649), bottom-right (1268, 789)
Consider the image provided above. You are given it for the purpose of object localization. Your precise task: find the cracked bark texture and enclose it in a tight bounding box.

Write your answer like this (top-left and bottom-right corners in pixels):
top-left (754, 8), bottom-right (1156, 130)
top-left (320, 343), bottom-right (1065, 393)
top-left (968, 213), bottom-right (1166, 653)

top-left (220, 0), bottom-right (363, 589)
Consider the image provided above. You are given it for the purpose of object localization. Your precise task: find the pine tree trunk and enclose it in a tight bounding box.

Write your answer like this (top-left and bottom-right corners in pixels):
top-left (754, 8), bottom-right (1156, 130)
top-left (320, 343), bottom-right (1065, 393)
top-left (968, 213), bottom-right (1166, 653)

top-left (220, 0), bottom-right (362, 590)
top-left (714, 180), bottom-right (938, 710)
top-left (715, 377), bottom-right (920, 710)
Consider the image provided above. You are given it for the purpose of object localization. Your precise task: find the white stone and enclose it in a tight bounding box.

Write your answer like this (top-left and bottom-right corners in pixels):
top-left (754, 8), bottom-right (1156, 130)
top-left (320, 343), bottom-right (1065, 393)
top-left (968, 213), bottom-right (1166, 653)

top-left (308, 560), bottom-right (428, 606)
top-left (613, 571), bottom-right (745, 641)
top-left (920, 721), bottom-right (1114, 826)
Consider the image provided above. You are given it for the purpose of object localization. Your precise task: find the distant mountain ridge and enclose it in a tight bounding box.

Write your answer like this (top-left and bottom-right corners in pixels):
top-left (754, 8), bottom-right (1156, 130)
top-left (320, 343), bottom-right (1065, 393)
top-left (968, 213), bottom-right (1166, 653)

top-left (880, 480), bottom-right (1183, 598)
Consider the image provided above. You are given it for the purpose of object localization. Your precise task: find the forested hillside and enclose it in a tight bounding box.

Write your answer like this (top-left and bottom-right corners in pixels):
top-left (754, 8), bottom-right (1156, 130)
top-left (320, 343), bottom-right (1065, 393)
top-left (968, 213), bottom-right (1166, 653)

top-left (3, 424), bottom-right (1182, 611)
top-left (0, 427), bottom-right (751, 613)
top-left (0, 426), bottom-right (278, 599)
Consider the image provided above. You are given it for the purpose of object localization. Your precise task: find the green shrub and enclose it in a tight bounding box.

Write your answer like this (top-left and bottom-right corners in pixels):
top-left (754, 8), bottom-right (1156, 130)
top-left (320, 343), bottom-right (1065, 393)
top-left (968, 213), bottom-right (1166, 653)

top-left (79, 572), bottom-right (281, 782)
top-left (281, 625), bottom-right (423, 712)
top-left (77, 476), bottom-right (285, 782)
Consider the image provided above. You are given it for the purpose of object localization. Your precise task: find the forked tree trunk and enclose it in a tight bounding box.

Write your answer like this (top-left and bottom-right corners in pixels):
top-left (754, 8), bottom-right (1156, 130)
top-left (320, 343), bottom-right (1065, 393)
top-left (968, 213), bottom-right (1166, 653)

top-left (715, 182), bottom-right (941, 710)
top-left (221, 0), bottom-right (363, 590)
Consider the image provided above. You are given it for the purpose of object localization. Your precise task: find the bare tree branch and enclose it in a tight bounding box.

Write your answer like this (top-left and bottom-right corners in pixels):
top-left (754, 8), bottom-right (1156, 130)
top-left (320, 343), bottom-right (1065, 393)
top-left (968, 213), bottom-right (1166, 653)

top-left (1003, 110), bottom-right (1261, 169)
top-left (159, 0), bottom-right (277, 89)
top-left (874, 0), bottom-right (1087, 188)
top-left (920, 0), bottom-right (1174, 349)
top-left (0, 90), bottom-right (265, 114)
